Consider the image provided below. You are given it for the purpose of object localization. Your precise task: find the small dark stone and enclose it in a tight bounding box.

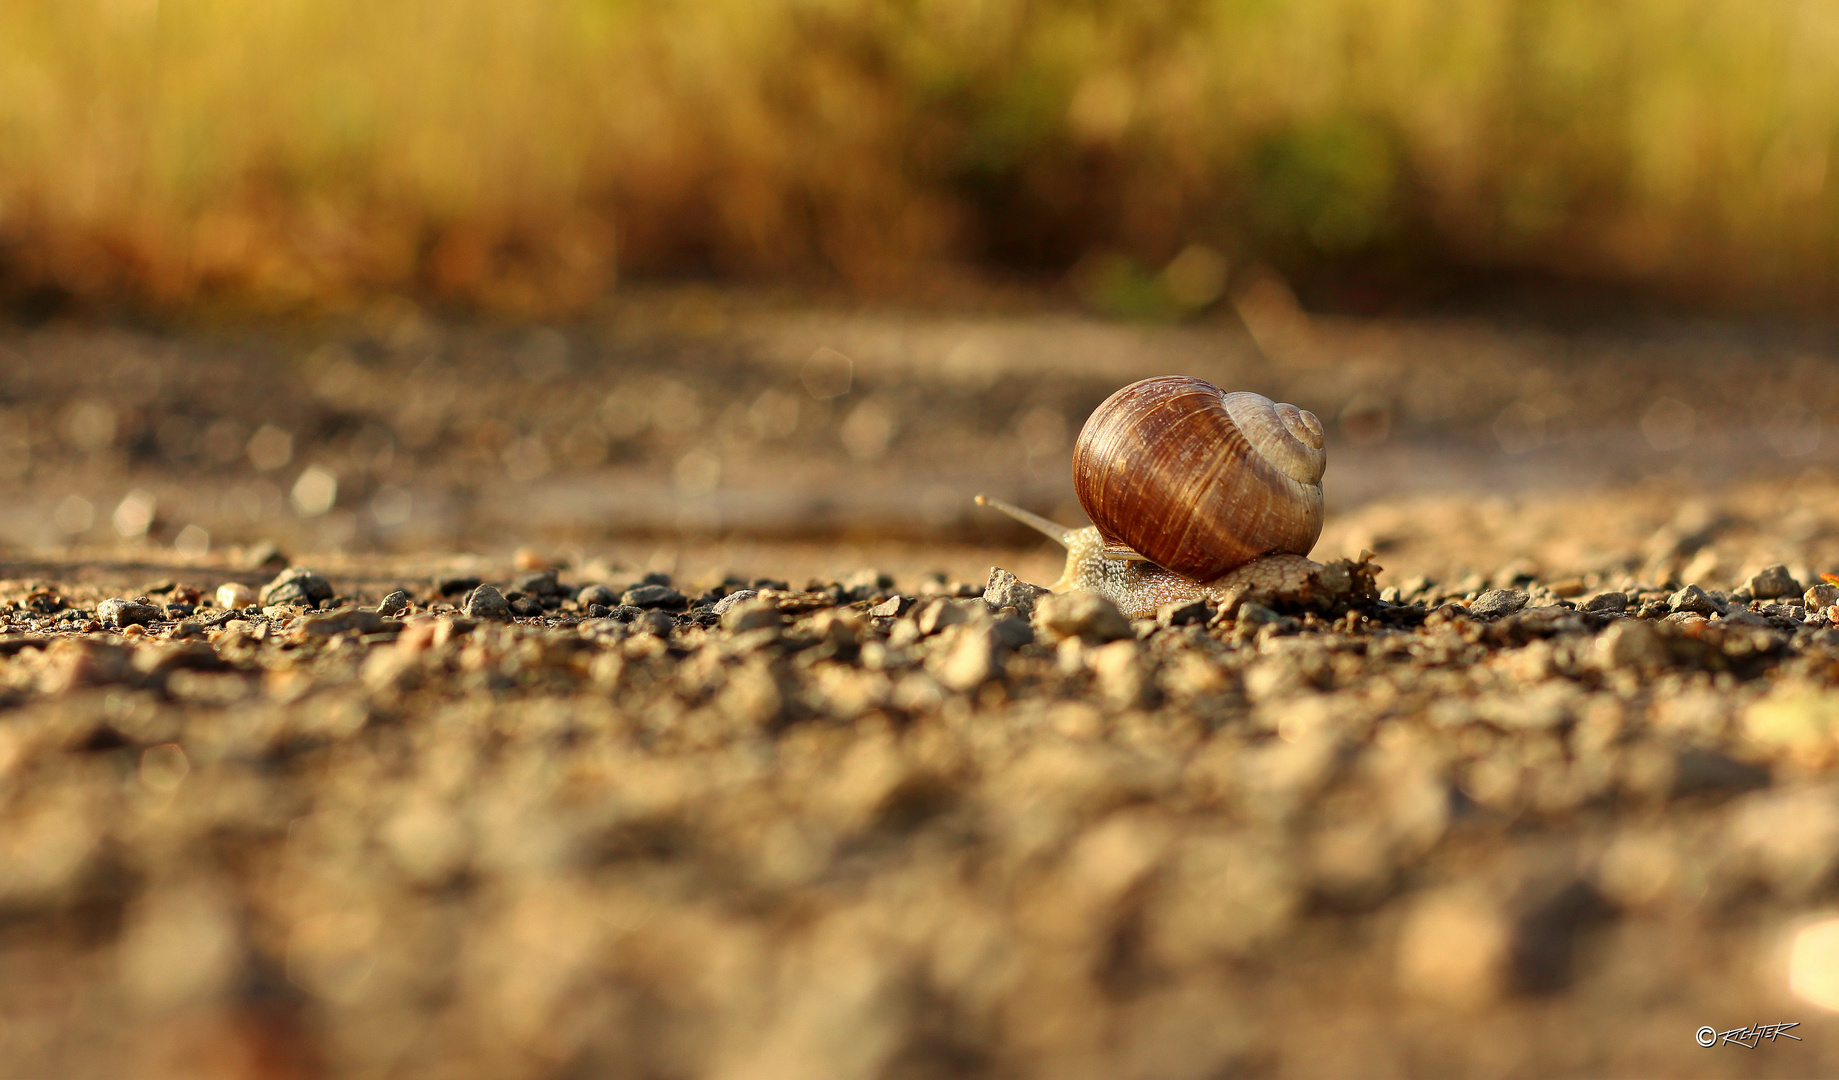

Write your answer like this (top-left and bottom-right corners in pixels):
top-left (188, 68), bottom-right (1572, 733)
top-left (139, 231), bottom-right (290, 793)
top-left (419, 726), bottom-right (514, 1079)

top-left (1668, 584), bottom-right (1724, 616)
top-left (635, 610), bottom-right (675, 636)
top-left (1745, 565), bottom-right (1802, 601)
top-left (1157, 597), bottom-right (1213, 628)
top-left (639, 571), bottom-right (673, 587)
top-left (463, 585), bottom-right (513, 621)
top-left (622, 584), bottom-right (687, 610)
top-left (1579, 591), bottom-right (1628, 614)
top-left (261, 566), bottom-right (334, 607)
top-left (576, 584), bottom-right (619, 607)
top-left (751, 578), bottom-right (789, 591)
top-left (585, 603), bottom-right (611, 619)
top-left (512, 569), bottom-right (564, 597)
top-left (609, 605), bottom-right (644, 623)
top-left (163, 602), bottom-right (195, 620)
top-left (435, 575), bottom-right (483, 597)
top-left (509, 596), bottom-right (545, 618)
top-left (376, 591), bottom-right (410, 618)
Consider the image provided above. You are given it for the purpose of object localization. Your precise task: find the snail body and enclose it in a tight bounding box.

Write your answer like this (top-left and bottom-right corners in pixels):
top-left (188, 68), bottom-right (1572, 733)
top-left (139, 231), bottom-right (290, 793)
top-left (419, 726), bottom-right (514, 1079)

top-left (978, 377), bottom-right (1336, 619)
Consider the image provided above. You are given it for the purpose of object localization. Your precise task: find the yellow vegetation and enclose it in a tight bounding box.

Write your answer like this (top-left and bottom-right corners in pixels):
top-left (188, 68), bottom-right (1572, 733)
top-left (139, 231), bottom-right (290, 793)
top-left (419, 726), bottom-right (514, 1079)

top-left (4, 0), bottom-right (1839, 312)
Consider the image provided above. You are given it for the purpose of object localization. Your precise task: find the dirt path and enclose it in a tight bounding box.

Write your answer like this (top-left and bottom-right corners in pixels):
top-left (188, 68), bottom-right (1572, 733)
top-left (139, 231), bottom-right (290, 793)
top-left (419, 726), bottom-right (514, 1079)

top-left (1, 300), bottom-right (1837, 1077)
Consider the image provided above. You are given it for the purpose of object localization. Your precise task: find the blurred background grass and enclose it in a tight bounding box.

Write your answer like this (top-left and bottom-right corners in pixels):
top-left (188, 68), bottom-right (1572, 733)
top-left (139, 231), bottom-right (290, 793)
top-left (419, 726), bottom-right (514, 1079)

top-left (5, 0), bottom-right (1839, 316)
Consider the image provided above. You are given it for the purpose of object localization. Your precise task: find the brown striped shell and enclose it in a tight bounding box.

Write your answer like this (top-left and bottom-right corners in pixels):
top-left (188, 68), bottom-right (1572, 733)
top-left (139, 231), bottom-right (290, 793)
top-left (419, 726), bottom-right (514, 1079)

top-left (1071, 376), bottom-right (1325, 580)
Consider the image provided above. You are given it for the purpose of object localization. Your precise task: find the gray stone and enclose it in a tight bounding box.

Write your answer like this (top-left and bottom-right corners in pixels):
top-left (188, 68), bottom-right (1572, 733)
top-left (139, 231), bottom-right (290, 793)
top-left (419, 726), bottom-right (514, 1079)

top-left (512, 569), bottom-right (564, 597)
top-left (576, 583), bottom-right (620, 607)
top-left (915, 598), bottom-right (973, 636)
top-left (1033, 592), bottom-right (1132, 644)
top-left (710, 590), bottom-right (759, 616)
top-left (1467, 589), bottom-right (1528, 620)
top-left (720, 597), bottom-right (781, 633)
top-left (463, 585), bottom-right (512, 621)
top-left (634, 610), bottom-right (676, 637)
top-left (1745, 565), bottom-right (1802, 601)
top-left (982, 567), bottom-right (1050, 620)
top-left (1236, 602), bottom-right (1281, 627)
top-left (1635, 598), bottom-right (1670, 620)
top-left (867, 595), bottom-right (910, 618)
top-left (1579, 591), bottom-right (1628, 614)
top-left (97, 598), bottom-right (161, 628)
top-left (1805, 583), bottom-right (1839, 612)
top-left (621, 584), bottom-right (686, 609)
top-left (1669, 584), bottom-right (1724, 616)
top-left (375, 591), bottom-right (410, 618)
top-left (290, 607), bottom-right (385, 640)
top-left (261, 566), bottom-right (334, 607)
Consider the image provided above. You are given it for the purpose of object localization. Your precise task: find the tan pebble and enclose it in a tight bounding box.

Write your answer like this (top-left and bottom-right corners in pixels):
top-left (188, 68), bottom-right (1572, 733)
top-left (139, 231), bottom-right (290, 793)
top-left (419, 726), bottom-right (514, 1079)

top-left (215, 582), bottom-right (256, 610)
top-left (1396, 887), bottom-right (1509, 1006)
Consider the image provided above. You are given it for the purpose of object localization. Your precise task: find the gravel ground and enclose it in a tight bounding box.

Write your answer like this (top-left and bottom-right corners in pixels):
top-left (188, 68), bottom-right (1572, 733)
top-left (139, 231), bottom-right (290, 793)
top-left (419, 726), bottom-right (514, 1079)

top-left (3, 507), bottom-right (1839, 1079)
top-left (3, 301), bottom-right (1839, 1078)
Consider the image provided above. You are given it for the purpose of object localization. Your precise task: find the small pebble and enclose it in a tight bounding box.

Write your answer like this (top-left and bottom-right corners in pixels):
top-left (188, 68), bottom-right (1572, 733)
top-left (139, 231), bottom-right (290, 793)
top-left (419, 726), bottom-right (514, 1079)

top-left (97, 598), bottom-right (161, 629)
top-left (577, 584), bottom-right (620, 608)
top-left (1033, 592), bottom-right (1132, 644)
top-left (1578, 590), bottom-right (1628, 614)
top-left (216, 582), bottom-right (256, 610)
top-left (720, 598), bottom-right (781, 633)
top-left (436, 575), bottom-right (483, 597)
top-left (982, 567), bottom-right (1050, 620)
top-left (622, 584), bottom-right (686, 610)
top-left (915, 598), bottom-right (973, 636)
top-left (710, 590), bottom-right (759, 616)
top-left (867, 595), bottom-right (910, 618)
top-left (512, 569), bottom-right (564, 597)
top-left (1668, 584), bottom-right (1723, 616)
top-left (261, 566), bottom-right (334, 607)
top-left (463, 585), bottom-right (512, 622)
top-left (1466, 589), bottom-right (1528, 620)
top-left (376, 591), bottom-right (410, 618)
top-left (1745, 564), bottom-right (1802, 600)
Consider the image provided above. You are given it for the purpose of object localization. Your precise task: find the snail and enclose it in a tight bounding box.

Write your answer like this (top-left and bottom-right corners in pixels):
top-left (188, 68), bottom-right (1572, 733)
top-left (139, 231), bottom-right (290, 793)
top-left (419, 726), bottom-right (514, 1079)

top-left (979, 376), bottom-right (1369, 619)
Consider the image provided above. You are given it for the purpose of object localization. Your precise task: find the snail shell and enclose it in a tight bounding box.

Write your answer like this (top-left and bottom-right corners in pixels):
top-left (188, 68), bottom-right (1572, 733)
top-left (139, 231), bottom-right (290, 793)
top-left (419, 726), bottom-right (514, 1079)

top-left (1071, 376), bottom-right (1325, 580)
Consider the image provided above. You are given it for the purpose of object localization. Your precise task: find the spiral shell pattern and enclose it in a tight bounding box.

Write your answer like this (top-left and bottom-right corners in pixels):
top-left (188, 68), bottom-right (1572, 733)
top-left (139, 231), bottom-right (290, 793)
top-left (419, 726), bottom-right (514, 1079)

top-left (1071, 376), bottom-right (1325, 580)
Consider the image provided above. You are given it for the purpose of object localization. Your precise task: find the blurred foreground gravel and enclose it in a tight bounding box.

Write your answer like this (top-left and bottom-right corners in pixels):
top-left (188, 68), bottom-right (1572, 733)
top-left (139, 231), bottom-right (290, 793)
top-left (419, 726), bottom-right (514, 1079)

top-left (4, 480), bottom-right (1839, 1079)
top-left (5, 303), bottom-right (1839, 1077)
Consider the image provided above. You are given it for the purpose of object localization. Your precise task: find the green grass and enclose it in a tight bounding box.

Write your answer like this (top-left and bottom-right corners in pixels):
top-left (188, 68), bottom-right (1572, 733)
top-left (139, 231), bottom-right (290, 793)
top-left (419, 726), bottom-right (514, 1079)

top-left (4, 0), bottom-right (1839, 313)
